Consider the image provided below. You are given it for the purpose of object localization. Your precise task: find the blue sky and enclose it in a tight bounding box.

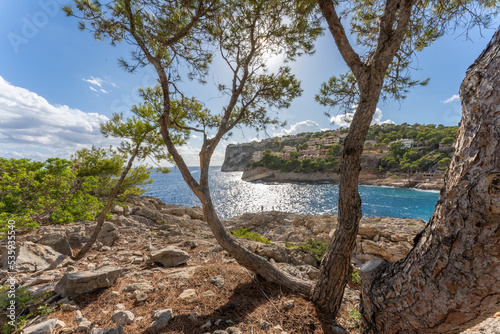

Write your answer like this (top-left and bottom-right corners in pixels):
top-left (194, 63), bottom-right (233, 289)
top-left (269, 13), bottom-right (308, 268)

top-left (0, 1), bottom-right (498, 166)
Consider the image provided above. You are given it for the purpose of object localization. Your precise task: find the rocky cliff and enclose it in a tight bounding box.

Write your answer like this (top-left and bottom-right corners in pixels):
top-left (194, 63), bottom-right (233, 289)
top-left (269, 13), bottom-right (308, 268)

top-left (221, 136), bottom-right (303, 171)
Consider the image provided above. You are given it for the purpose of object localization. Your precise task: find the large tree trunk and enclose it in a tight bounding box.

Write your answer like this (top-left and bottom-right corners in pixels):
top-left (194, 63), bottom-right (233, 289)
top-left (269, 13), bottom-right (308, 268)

top-left (312, 74), bottom-right (384, 315)
top-left (360, 27), bottom-right (500, 333)
top-left (312, 0), bottom-right (415, 317)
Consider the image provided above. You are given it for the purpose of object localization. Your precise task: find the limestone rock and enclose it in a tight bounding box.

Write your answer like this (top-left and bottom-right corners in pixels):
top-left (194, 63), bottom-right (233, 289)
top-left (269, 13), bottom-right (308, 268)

top-left (55, 266), bottom-right (124, 297)
top-left (179, 289), bottom-right (196, 299)
top-left (112, 205), bottom-right (125, 215)
top-left (112, 310), bottom-right (134, 325)
top-left (89, 326), bottom-right (124, 334)
top-left (77, 320), bottom-right (92, 332)
top-left (22, 319), bottom-right (65, 334)
top-left (122, 282), bottom-right (154, 293)
top-left (149, 246), bottom-right (190, 267)
top-left (151, 309), bottom-right (173, 330)
top-left (1, 242), bottom-right (67, 273)
top-left (209, 275), bottom-right (225, 288)
top-left (36, 232), bottom-right (73, 256)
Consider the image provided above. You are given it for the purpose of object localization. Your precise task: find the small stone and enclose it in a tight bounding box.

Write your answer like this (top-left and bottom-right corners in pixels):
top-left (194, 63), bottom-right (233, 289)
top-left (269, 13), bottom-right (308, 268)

top-left (89, 326), bottom-right (124, 334)
top-left (283, 300), bottom-right (295, 310)
top-left (112, 310), bottom-right (135, 325)
top-left (151, 309), bottom-right (173, 330)
top-left (75, 310), bottom-right (85, 322)
top-left (200, 320), bottom-right (212, 329)
top-left (261, 320), bottom-right (272, 330)
top-left (226, 327), bottom-right (242, 334)
top-left (149, 246), bottom-right (190, 267)
top-left (62, 303), bottom-right (79, 311)
top-left (214, 319), bottom-right (223, 325)
top-left (179, 288), bottom-right (196, 299)
top-left (106, 291), bottom-right (120, 300)
top-left (202, 290), bottom-right (215, 298)
top-left (112, 205), bottom-right (124, 215)
top-left (213, 331), bottom-right (229, 334)
top-left (101, 246), bottom-right (112, 251)
top-left (122, 282), bottom-right (154, 293)
top-left (188, 312), bottom-right (198, 320)
top-left (115, 304), bottom-right (126, 310)
top-left (209, 275), bottom-right (225, 288)
top-left (77, 320), bottom-right (92, 332)
top-left (133, 290), bottom-right (148, 302)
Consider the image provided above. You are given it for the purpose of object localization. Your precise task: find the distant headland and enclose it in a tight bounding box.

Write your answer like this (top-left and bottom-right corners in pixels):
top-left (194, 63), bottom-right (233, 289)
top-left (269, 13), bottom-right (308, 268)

top-left (221, 123), bottom-right (456, 190)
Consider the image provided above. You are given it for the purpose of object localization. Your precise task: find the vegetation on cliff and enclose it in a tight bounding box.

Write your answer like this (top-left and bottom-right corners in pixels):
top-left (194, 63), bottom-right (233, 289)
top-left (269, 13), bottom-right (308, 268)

top-left (244, 123), bottom-right (457, 175)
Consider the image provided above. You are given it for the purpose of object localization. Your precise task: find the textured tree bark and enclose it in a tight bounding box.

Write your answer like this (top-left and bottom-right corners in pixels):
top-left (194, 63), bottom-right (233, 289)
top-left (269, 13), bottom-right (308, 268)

top-left (360, 27), bottom-right (500, 333)
top-left (312, 0), bottom-right (415, 317)
top-left (311, 74), bottom-right (384, 315)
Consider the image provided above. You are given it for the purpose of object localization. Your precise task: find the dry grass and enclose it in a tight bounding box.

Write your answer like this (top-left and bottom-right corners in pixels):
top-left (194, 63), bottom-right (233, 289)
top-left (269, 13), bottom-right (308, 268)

top-left (46, 239), bottom-right (361, 334)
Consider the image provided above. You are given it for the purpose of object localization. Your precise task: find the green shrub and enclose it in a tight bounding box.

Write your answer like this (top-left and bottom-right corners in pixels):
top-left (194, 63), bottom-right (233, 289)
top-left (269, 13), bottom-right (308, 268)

top-left (0, 285), bottom-right (52, 333)
top-left (348, 306), bottom-right (361, 328)
top-left (230, 227), bottom-right (272, 244)
top-left (286, 239), bottom-right (328, 262)
top-left (350, 269), bottom-right (362, 285)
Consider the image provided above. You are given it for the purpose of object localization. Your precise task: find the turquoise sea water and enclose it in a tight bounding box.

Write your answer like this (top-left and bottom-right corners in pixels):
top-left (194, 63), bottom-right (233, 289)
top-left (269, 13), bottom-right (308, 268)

top-left (145, 167), bottom-right (440, 222)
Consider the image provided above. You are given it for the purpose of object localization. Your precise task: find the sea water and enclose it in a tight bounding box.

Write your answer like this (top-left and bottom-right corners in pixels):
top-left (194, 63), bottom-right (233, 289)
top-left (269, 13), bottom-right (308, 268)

top-left (145, 166), bottom-right (440, 222)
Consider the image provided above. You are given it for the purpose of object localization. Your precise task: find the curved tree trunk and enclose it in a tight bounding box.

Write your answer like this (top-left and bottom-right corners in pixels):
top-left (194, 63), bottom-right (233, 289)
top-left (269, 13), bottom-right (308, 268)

top-left (360, 27), bottom-right (500, 333)
top-left (312, 0), bottom-right (415, 317)
top-left (159, 124), bottom-right (312, 296)
top-left (200, 191), bottom-right (313, 295)
top-left (73, 145), bottom-right (140, 261)
top-left (312, 75), bottom-right (384, 315)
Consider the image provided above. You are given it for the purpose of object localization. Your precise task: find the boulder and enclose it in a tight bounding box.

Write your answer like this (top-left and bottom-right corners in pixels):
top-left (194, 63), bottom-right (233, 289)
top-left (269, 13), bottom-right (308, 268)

top-left (36, 232), bottom-right (73, 256)
top-left (112, 205), bottom-right (125, 215)
top-left (89, 326), bottom-right (124, 334)
top-left (151, 309), bottom-right (173, 330)
top-left (22, 319), bottom-right (65, 334)
top-left (1, 242), bottom-right (67, 273)
top-left (55, 266), bottom-right (124, 297)
top-left (112, 311), bottom-right (134, 325)
top-left (149, 246), bottom-right (190, 267)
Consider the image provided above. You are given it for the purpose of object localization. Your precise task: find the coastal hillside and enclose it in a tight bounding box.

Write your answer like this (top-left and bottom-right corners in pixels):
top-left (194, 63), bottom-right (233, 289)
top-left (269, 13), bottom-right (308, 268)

top-left (222, 123), bottom-right (458, 187)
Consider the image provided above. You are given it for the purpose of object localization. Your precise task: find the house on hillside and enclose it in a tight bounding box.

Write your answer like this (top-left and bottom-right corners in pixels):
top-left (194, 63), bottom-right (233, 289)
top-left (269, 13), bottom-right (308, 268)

top-left (391, 138), bottom-right (414, 148)
top-left (283, 146), bottom-right (297, 153)
top-left (252, 151), bottom-right (264, 162)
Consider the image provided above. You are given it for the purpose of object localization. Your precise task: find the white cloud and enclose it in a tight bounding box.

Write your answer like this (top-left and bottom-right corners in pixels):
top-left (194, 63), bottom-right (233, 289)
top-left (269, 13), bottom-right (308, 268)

top-left (83, 76), bottom-right (115, 95)
top-left (329, 108), bottom-right (394, 128)
top-left (83, 76), bottom-right (104, 87)
top-left (329, 112), bottom-right (354, 128)
top-left (442, 94), bottom-right (460, 104)
top-left (273, 120), bottom-right (327, 137)
top-left (372, 108), bottom-right (395, 125)
top-left (0, 76), bottom-right (113, 160)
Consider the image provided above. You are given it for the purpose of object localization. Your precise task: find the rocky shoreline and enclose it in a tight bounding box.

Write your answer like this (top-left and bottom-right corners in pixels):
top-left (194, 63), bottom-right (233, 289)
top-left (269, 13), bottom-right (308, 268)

top-left (1, 196), bottom-right (495, 334)
top-left (241, 166), bottom-right (444, 190)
